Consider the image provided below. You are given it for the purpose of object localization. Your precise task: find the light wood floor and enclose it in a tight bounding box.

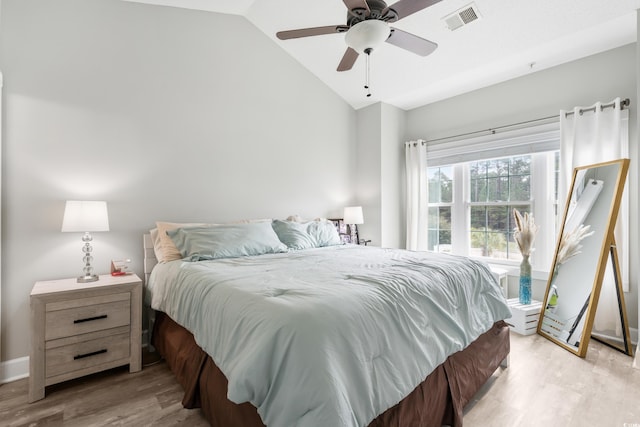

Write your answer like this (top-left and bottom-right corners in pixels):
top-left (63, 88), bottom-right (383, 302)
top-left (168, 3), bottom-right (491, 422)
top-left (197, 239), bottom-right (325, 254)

top-left (1, 332), bottom-right (639, 427)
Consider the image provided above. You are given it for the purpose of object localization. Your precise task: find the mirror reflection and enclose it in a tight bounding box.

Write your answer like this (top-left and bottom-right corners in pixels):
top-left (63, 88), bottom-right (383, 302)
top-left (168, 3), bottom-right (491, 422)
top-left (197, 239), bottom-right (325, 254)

top-left (538, 159), bottom-right (630, 357)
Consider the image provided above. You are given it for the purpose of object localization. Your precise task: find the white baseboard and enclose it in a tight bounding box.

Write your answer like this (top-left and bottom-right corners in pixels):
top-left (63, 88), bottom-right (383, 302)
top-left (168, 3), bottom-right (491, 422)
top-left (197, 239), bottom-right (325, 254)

top-left (0, 356), bottom-right (29, 384)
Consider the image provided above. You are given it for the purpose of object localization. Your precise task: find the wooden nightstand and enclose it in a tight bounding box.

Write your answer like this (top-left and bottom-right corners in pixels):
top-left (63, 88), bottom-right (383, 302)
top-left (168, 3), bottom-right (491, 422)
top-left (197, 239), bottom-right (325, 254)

top-left (29, 274), bottom-right (142, 402)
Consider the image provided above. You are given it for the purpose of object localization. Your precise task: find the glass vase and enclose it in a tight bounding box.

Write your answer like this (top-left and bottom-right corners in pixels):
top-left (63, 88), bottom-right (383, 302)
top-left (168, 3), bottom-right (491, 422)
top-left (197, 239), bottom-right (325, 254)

top-left (519, 255), bottom-right (532, 305)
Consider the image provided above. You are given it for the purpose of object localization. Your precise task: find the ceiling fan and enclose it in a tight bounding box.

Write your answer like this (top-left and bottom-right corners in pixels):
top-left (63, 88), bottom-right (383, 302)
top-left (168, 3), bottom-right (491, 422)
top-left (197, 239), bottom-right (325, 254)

top-left (276, 0), bottom-right (442, 72)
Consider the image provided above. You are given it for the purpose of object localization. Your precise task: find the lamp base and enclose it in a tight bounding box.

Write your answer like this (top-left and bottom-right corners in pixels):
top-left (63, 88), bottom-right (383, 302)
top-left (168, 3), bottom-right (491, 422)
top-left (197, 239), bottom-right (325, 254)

top-left (77, 274), bottom-right (99, 283)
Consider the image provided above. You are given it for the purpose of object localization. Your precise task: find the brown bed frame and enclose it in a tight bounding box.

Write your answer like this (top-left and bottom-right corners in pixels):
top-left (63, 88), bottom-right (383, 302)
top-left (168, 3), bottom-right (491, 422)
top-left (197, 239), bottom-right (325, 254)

top-left (143, 234), bottom-right (510, 427)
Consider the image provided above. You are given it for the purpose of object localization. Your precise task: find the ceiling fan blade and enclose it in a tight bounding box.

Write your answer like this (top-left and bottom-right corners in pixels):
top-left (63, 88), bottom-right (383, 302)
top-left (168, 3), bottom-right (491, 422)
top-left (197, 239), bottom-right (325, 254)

top-left (386, 27), bottom-right (437, 56)
top-left (384, 0), bottom-right (443, 20)
top-left (276, 25), bottom-right (348, 40)
top-left (337, 47), bottom-right (359, 72)
top-left (343, 0), bottom-right (370, 14)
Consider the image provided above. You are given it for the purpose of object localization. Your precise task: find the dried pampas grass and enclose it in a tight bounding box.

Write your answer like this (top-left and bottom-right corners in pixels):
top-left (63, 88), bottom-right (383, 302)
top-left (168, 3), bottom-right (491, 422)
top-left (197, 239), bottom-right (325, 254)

top-left (513, 208), bottom-right (539, 257)
top-left (557, 224), bottom-right (594, 265)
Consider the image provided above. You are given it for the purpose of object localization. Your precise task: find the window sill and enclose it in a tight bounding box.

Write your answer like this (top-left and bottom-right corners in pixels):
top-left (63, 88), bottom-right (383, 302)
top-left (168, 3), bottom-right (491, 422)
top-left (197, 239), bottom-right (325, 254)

top-left (479, 259), bottom-right (550, 281)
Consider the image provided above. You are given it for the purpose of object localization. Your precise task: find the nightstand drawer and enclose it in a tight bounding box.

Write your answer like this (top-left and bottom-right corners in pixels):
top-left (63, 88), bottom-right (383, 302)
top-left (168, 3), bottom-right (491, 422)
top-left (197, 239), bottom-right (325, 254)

top-left (45, 293), bottom-right (131, 341)
top-left (45, 331), bottom-right (130, 378)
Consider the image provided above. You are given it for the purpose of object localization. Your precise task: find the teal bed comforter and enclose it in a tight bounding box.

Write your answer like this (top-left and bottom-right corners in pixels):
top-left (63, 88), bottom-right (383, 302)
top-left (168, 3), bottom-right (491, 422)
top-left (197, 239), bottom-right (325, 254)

top-left (147, 245), bottom-right (511, 427)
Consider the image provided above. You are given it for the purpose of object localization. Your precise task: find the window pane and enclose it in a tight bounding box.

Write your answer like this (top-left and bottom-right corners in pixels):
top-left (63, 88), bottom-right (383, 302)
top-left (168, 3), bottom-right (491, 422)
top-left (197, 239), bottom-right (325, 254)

top-left (428, 206), bottom-right (438, 225)
top-left (507, 232), bottom-right (522, 262)
top-left (428, 206), bottom-right (452, 253)
top-left (470, 206), bottom-right (486, 229)
top-left (439, 207), bottom-right (451, 230)
top-left (487, 176), bottom-right (509, 201)
top-left (487, 231), bottom-right (508, 258)
top-left (510, 156), bottom-right (531, 175)
top-left (438, 230), bottom-right (451, 250)
top-left (427, 229), bottom-right (438, 251)
top-left (469, 231), bottom-right (487, 257)
top-left (470, 178), bottom-right (487, 202)
top-left (487, 206), bottom-right (509, 232)
top-left (428, 168), bottom-right (440, 203)
top-left (469, 162), bottom-right (481, 180)
top-left (496, 158), bottom-right (510, 176)
top-left (440, 166), bottom-right (453, 203)
top-left (428, 167), bottom-right (453, 203)
top-left (486, 159), bottom-right (499, 177)
top-left (510, 175), bottom-right (530, 201)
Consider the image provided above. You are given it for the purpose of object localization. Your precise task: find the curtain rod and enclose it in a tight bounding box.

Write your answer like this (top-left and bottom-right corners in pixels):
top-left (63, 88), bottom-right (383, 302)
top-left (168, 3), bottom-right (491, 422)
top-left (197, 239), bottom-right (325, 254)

top-left (564, 97), bottom-right (630, 117)
top-left (425, 98), bottom-right (631, 144)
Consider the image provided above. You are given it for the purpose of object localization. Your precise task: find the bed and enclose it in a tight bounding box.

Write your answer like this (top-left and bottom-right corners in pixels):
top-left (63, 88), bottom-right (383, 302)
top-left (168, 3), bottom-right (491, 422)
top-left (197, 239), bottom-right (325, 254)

top-left (143, 220), bottom-right (511, 427)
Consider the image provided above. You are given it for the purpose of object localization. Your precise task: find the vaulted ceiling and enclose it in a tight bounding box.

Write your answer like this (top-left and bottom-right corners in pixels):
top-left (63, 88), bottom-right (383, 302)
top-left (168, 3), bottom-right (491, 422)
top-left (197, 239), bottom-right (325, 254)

top-left (124, 0), bottom-right (640, 110)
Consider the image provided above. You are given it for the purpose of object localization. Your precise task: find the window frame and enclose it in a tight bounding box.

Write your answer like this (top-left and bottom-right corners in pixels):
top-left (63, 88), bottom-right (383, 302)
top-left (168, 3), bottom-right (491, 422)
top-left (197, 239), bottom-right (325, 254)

top-left (427, 151), bottom-right (558, 271)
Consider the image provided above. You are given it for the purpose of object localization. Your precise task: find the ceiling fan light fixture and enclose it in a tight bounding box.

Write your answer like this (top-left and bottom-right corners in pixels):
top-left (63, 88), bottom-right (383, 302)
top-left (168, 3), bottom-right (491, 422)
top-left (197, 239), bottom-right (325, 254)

top-left (344, 19), bottom-right (390, 54)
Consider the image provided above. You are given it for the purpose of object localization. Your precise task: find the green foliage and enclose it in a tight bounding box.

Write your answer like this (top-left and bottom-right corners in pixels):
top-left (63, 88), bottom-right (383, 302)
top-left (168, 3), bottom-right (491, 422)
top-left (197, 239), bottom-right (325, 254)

top-left (470, 228), bottom-right (507, 257)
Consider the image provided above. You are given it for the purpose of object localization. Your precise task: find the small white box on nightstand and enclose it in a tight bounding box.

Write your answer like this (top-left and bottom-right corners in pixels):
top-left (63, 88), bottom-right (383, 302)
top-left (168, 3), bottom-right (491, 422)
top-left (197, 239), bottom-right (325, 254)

top-left (506, 298), bottom-right (542, 335)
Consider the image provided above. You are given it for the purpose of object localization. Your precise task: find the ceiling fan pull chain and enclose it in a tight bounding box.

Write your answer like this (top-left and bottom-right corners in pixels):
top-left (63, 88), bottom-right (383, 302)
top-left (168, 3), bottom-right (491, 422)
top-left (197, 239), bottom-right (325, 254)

top-left (365, 49), bottom-right (372, 97)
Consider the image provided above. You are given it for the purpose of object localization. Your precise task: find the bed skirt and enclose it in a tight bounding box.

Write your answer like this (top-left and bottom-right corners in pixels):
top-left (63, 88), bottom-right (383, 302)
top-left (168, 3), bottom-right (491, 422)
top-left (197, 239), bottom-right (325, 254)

top-left (152, 311), bottom-right (509, 427)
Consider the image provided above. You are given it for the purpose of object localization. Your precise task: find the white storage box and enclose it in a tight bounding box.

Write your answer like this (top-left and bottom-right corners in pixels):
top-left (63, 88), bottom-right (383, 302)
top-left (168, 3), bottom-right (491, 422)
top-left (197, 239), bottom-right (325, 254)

top-left (506, 298), bottom-right (542, 335)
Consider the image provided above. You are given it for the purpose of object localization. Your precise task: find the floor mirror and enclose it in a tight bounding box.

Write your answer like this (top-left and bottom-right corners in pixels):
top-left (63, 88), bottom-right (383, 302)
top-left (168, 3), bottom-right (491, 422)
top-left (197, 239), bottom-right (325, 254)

top-left (538, 158), bottom-right (632, 357)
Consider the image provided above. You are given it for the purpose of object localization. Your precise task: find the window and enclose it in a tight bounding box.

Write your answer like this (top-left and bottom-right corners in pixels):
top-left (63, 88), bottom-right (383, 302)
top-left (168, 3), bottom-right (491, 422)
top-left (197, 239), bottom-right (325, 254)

top-left (469, 156), bottom-right (531, 261)
top-left (427, 151), bottom-right (558, 269)
top-left (427, 166), bottom-right (453, 253)
top-left (423, 120), bottom-right (561, 270)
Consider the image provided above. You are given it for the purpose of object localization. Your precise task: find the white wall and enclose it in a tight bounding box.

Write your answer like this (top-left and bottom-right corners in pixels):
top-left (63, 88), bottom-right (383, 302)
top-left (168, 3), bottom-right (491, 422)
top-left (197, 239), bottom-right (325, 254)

top-left (380, 103), bottom-right (405, 248)
top-left (355, 102), bottom-right (404, 249)
top-left (405, 43), bottom-right (638, 330)
top-left (355, 104), bottom-right (382, 246)
top-left (0, 0), bottom-right (356, 362)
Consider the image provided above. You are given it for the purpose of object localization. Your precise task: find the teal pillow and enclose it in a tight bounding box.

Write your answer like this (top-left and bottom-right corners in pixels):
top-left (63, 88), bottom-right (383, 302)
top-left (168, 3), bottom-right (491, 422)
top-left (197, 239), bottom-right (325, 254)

top-left (271, 220), bottom-right (317, 250)
top-left (272, 219), bottom-right (341, 249)
top-left (167, 222), bottom-right (287, 261)
top-left (307, 220), bottom-right (341, 247)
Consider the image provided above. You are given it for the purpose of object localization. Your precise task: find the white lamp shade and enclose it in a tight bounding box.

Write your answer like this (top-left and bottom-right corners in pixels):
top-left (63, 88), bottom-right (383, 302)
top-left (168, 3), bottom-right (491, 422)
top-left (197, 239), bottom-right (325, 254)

top-left (344, 206), bottom-right (364, 225)
top-left (61, 201), bottom-right (110, 232)
top-left (345, 20), bottom-right (390, 54)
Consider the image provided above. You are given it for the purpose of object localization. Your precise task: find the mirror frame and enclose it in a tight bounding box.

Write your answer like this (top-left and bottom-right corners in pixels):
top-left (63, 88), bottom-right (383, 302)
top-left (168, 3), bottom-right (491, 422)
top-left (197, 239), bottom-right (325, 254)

top-left (537, 158), bottom-right (630, 357)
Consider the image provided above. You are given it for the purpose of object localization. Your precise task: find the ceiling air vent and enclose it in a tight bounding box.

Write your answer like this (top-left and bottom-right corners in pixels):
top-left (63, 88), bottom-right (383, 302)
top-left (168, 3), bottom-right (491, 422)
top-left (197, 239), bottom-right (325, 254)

top-left (443, 3), bottom-right (481, 31)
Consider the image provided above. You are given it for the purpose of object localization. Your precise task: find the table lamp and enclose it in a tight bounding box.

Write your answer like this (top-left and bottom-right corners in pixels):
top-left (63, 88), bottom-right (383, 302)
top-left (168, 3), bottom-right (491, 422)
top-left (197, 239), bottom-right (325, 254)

top-left (343, 206), bottom-right (364, 244)
top-left (61, 200), bottom-right (110, 283)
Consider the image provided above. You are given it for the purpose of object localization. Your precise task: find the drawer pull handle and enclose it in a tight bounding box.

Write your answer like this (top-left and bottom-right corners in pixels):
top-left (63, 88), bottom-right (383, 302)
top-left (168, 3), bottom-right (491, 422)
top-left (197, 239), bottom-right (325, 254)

top-left (74, 314), bottom-right (108, 324)
top-left (74, 349), bottom-right (107, 360)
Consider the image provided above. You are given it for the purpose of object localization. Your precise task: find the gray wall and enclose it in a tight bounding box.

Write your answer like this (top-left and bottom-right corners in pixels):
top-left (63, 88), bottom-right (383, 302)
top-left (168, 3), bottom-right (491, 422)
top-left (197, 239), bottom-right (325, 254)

top-left (355, 103), bottom-right (382, 246)
top-left (0, 0), bottom-right (356, 361)
top-left (405, 43), bottom-right (638, 330)
top-left (354, 102), bottom-right (404, 249)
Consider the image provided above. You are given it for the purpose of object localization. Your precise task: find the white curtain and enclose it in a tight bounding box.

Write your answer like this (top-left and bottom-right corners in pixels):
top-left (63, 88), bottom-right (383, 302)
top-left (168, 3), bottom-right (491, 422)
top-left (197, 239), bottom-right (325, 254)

top-left (559, 97), bottom-right (629, 335)
top-left (405, 140), bottom-right (428, 251)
